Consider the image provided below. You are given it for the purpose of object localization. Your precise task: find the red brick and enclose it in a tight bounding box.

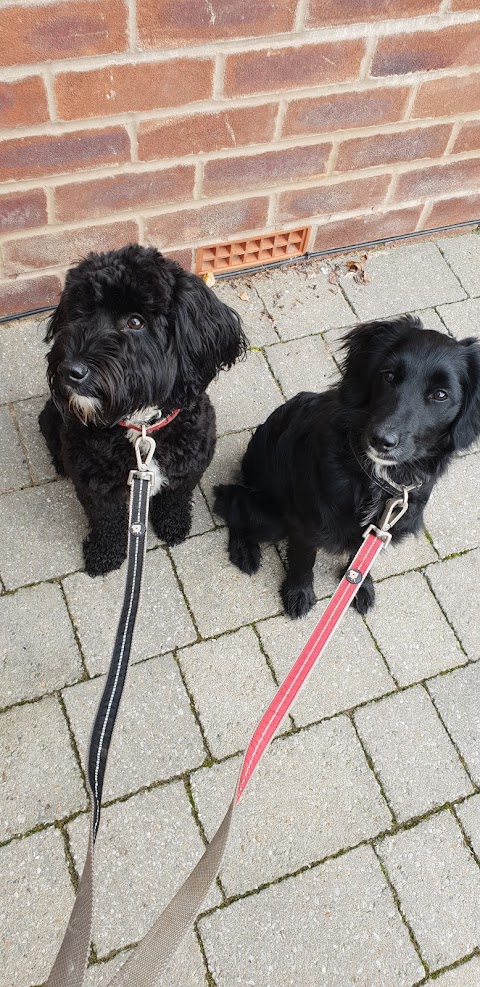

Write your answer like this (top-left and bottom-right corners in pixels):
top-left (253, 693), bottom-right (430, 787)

top-left (224, 40), bottom-right (365, 98)
top-left (278, 175), bottom-right (390, 223)
top-left (0, 128), bottom-right (130, 182)
top-left (3, 221), bottom-right (139, 276)
top-left (425, 193), bottom-right (480, 228)
top-left (55, 58), bottom-right (214, 121)
top-left (372, 23), bottom-right (480, 77)
top-left (165, 247), bottom-right (194, 271)
top-left (335, 124), bottom-right (452, 173)
top-left (0, 274), bottom-right (62, 319)
top-left (145, 197), bottom-right (269, 249)
top-left (0, 77), bottom-right (49, 128)
top-left (54, 166), bottom-right (195, 222)
top-left (313, 206), bottom-right (422, 252)
top-left (307, 0), bottom-right (436, 28)
top-left (283, 86), bottom-right (410, 138)
top-left (394, 158), bottom-right (480, 202)
top-left (0, 190), bottom-right (47, 235)
top-left (138, 0), bottom-right (296, 48)
top-left (453, 121), bottom-right (480, 154)
top-left (0, 0), bottom-right (127, 68)
top-left (412, 74), bottom-right (480, 120)
top-left (204, 144), bottom-right (331, 197)
top-left (450, 0), bottom-right (478, 8)
top-left (138, 104), bottom-right (278, 161)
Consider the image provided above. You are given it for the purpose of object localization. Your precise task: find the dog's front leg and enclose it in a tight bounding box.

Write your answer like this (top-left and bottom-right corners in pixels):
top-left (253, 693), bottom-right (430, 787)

top-left (74, 479), bottom-right (128, 577)
top-left (282, 531), bottom-right (317, 619)
top-left (150, 485), bottom-right (194, 546)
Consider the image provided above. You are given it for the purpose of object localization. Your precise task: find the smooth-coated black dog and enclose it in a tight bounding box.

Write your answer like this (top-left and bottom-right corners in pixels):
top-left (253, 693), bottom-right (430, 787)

top-left (215, 315), bottom-right (480, 618)
top-left (39, 244), bottom-right (246, 576)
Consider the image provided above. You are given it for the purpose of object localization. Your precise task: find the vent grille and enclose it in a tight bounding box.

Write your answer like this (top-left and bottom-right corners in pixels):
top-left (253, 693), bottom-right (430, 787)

top-left (196, 226), bottom-right (310, 275)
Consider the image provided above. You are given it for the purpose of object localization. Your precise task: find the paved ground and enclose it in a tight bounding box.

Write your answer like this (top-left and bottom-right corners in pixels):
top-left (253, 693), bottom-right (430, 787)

top-left (1, 232), bottom-right (480, 987)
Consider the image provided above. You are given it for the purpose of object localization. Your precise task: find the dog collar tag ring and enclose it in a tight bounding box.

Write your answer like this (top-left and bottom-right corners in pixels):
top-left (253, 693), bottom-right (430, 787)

top-left (128, 426), bottom-right (156, 485)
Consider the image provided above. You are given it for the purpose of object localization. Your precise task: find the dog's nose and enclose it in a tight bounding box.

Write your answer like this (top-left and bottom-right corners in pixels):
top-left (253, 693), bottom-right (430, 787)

top-left (59, 360), bottom-right (89, 384)
top-left (370, 429), bottom-right (400, 452)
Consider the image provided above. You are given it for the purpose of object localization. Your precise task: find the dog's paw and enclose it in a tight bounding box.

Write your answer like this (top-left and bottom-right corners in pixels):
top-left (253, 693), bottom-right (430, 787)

top-left (150, 495), bottom-right (192, 546)
top-left (352, 577), bottom-right (375, 615)
top-left (228, 532), bottom-right (261, 574)
top-left (281, 580), bottom-right (317, 619)
top-left (83, 532), bottom-right (127, 577)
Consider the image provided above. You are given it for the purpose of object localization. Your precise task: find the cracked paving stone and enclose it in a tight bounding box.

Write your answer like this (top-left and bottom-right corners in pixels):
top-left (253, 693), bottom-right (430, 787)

top-left (429, 663), bottom-right (480, 786)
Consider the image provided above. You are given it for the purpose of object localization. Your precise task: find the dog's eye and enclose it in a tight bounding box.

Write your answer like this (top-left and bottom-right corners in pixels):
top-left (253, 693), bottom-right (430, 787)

top-left (126, 315), bottom-right (145, 330)
top-left (431, 389), bottom-right (448, 402)
top-left (381, 370), bottom-right (395, 383)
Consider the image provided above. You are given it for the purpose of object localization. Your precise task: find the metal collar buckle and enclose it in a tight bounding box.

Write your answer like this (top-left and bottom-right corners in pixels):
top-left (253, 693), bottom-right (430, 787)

top-left (363, 487), bottom-right (410, 545)
top-left (128, 425), bottom-right (156, 486)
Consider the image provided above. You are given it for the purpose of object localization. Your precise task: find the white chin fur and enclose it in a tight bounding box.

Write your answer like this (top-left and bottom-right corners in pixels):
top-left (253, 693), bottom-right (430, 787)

top-left (365, 447), bottom-right (397, 468)
top-left (68, 392), bottom-right (101, 424)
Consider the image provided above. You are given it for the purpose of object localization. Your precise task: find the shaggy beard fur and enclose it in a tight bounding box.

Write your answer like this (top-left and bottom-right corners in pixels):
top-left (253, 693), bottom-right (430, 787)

top-left (39, 243), bottom-right (247, 577)
top-left (214, 315), bottom-right (480, 619)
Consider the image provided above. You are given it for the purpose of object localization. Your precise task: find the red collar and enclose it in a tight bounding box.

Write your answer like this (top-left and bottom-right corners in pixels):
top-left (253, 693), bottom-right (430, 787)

top-left (118, 408), bottom-right (181, 434)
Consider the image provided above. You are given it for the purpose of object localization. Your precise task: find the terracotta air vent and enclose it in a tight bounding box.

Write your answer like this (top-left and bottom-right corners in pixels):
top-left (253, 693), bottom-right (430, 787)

top-left (196, 226), bottom-right (310, 276)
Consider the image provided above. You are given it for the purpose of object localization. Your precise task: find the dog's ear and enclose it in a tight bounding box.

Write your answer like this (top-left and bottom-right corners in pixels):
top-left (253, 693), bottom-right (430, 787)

top-left (44, 293), bottom-right (68, 343)
top-left (339, 315), bottom-right (421, 401)
top-left (451, 337), bottom-right (480, 450)
top-left (171, 271), bottom-right (248, 402)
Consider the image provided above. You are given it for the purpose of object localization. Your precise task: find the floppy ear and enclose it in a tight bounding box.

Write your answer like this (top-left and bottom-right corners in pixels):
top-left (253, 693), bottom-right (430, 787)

top-left (170, 270), bottom-right (248, 403)
top-left (339, 314), bottom-right (422, 404)
top-left (451, 338), bottom-right (480, 450)
top-left (44, 292), bottom-right (68, 343)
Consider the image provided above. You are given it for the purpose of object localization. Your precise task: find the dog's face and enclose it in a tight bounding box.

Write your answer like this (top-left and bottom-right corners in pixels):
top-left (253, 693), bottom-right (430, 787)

top-left (45, 244), bottom-right (246, 426)
top-left (341, 315), bottom-right (480, 467)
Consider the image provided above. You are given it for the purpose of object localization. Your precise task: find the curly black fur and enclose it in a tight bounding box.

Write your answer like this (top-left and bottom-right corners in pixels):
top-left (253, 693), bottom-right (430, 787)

top-left (214, 315), bottom-right (480, 619)
top-left (39, 244), bottom-right (247, 576)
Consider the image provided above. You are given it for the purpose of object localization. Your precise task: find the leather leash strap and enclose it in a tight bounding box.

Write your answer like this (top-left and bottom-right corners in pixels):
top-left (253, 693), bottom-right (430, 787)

top-left (46, 468), bottom-right (408, 987)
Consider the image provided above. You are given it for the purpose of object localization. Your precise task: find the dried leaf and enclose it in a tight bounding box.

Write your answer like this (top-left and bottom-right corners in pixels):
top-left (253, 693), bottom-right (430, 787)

top-left (327, 269), bottom-right (338, 285)
top-left (203, 271), bottom-right (216, 287)
top-left (346, 259), bottom-right (364, 273)
top-left (237, 291), bottom-right (249, 301)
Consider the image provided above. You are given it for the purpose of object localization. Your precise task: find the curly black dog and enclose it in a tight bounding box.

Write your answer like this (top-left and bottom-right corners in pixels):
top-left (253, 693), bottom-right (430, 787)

top-left (39, 244), bottom-right (246, 577)
top-left (214, 315), bottom-right (480, 618)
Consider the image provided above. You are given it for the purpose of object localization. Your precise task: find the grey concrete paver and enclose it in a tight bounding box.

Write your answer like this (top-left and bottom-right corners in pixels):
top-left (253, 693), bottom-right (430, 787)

top-left (0, 480), bottom-right (86, 589)
top-left (437, 297), bottom-right (480, 339)
top-left (373, 530), bottom-right (438, 580)
top-left (377, 811), bottom-right (480, 971)
top-left (427, 550), bottom-right (480, 659)
top-left (207, 348), bottom-right (282, 434)
top-left (171, 528), bottom-right (285, 637)
top-left (366, 571), bottom-right (466, 685)
top-left (0, 316), bottom-right (49, 403)
top-left (214, 278), bottom-right (278, 346)
top-left (438, 234), bottom-right (480, 297)
top-left (199, 845), bottom-right (424, 987)
top-left (427, 957), bottom-right (480, 986)
top-left (257, 607), bottom-right (395, 726)
top-left (83, 933), bottom-right (208, 987)
top-left (67, 782), bottom-right (219, 956)
top-left (264, 332), bottom-right (338, 399)
top-left (0, 405), bottom-right (31, 492)
top-left (178, 626), bottom-right (277, 758)
top-left (354, 687), bottom-right (472, 822)
top-left (340, 243), bottom-right (466, 320)
top-left (456, 794), bottom-right (480, 860)
top-left (12, 394), bottom-right (59, 483)
top-left (191, 717), bottom-right (391, 897)
top-left (0, 696), bottom-right (86, 841)
top-left (189, 485), bottom-right (214, 536)
top-left (63, 654), bottom-right (205, 801)
top-left (0, 828), bottom-right (74, 987)
top-left (429, 664), bottom-right (480, 786)
top-left (425, 454), bottom-right (480, 556)
top-left (415, 307), bottom-right (450, 333)
top-left (62, 548), bottom-right (196, 676)
top-left (200, 428), bottom-right (251, 515)
top-left (0, 582), bottom-right (83, 708)
top-left (255, 264), bottom-right (355, 339)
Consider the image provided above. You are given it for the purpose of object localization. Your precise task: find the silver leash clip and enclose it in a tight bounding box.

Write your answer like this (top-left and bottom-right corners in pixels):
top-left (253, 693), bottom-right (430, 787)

top-left (128, 425), bottom-right (156, 486)
top-left (363, 486), bottom-right (410, 544)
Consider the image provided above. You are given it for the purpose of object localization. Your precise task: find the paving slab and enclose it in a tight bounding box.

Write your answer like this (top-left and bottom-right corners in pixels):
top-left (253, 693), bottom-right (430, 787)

top-left (366, 571), bottom-right (466, 685)
top-left (0, 695), bottom-right (86, 841)
top-left (171, 528), bottom-right (285, 637)
top-left (0, 405), bottom-right (31, 493)
top-left (428, 664), bottom-right (480, 786)
top-left (255, 264), bottom-right (355, 339)
top-left (199, 845), bottom-right (424, 987)
top-left (424, 454), bottom-right (480, 556)
top-left (0, 582), bottom-right (83, 708)
top-left (264, 332), bottom-right (338, 399)
top-left (354, 686), bottom-right (472, 823)
top-left (373, 530), bottom-right (438, 580)
top-left (67, 781), bottom-right (219, 956)
top-left (0, 828), bottom-right (74, 987)
top-left (377, 811), bottom-right (480, 971)
top-left (437, 297), bottom-right (480, 339)
top-left (213, 278), bottom-right (278, 346)
top-left (178, 626), bottom-right (277, 758)
top-left (63, 654), bottom-right (205, 801)
top-left (456, 794), bottom-right (480, 860)
top-left (437, 234), bottom-right (480, 297)
top-left (189, 485), bottom-right (215, 536)
top-left (0, 315), bottom-right (49, 403)
top-left (207, 348), bottom-right (282, 434)
top-left (83, 932), bottom-right (208, 987)
top-left (415, 307), bottom-right (450, 333)
top-left (62, 547), bottom-right (196, 676)
top-left (12, 394), bottom-right (59, 483)
top-left (191, 717), bottom-right (391, 896)
top-left (428, 956), bottom-right (480, 987)
top-left (0, 479), bottom-right (86, 589)
top-left (427, 550), bottom-right (480, 660)
top-left (257, 607), bottom-right (395, 726)
top-left (339, 243), bottom-right (466, 320)
top-left (200, 428), bottom-right (252, 515)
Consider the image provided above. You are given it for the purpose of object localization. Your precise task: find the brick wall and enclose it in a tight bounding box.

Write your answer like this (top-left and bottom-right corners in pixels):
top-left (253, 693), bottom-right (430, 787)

top-left (1, 0), bottom-right (480, 316)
